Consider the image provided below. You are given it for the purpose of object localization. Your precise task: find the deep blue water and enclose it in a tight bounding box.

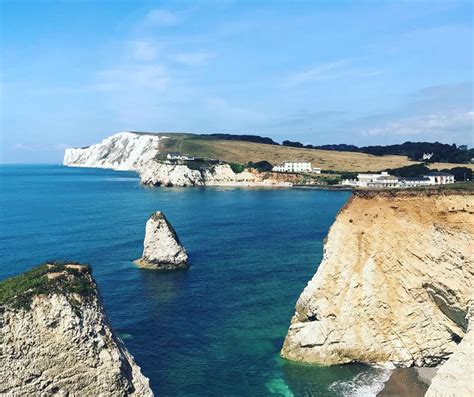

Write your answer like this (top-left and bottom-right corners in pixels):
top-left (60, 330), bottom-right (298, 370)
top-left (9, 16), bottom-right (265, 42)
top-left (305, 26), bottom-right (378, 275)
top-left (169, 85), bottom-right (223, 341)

top-left (0, 165), bottom-right (386, 396)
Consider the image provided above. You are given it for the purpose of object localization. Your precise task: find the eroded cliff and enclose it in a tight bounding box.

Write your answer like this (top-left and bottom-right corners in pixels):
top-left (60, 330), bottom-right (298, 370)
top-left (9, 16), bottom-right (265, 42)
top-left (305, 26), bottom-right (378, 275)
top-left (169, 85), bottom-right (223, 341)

top-left (281, 189), bottom-right (474, 368)
top-left (0, 263), bottom-right (153, 396)
top-left (63, 132), bottom-right (163, 171)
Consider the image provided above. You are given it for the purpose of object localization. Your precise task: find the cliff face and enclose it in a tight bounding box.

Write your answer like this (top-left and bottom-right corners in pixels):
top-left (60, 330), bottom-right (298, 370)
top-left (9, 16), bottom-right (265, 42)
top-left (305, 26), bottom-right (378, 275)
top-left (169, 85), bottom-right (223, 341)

top-left (425, 301), bottom-right (474, 396)
top-left (135, 211), bottom-right (188, 270)
top-left (63, 132), bottom-right (163, 171)
top-left (63, 132), bottom-right (293, 187)
top-left (138, 159), bottom-right (263, 187)
top-left (281, 190), bottom-right (473, 368)
top-left (0, 263), bottom-right (153, 396)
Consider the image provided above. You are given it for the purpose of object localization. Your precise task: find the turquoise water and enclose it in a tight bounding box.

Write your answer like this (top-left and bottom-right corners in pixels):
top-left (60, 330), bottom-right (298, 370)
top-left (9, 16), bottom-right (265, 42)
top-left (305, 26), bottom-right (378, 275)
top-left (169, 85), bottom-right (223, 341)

top-left (0, 165), bottom-right (387, 396)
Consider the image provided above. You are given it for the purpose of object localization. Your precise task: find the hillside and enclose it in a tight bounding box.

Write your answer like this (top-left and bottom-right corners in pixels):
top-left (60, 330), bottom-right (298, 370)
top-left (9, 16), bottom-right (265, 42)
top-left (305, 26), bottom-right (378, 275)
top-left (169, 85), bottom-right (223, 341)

top-left (160, 134), bottom-right (473, 172)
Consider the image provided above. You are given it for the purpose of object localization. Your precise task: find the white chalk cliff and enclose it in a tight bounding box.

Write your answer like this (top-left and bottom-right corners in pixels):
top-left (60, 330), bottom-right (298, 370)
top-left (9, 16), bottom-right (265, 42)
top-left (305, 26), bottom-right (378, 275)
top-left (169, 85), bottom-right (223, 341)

top-left (138, 159), bottom-right (259, 187)
top-left (63, 132), bottom-right (163, 171)
top-left (281, 190), bottom-right (473, 368)
top-left (134, 211), bottom-right (188, 270)
top-left (63, 132), bottom-right (292, 187)
top-left (0, 263), bottom-right (153, 396)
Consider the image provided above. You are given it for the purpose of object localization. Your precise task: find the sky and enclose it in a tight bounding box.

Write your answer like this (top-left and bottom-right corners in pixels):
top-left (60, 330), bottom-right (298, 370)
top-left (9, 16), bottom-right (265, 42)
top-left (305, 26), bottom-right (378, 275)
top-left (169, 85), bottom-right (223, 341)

top-left (0, 0), bottom-right (473, 163)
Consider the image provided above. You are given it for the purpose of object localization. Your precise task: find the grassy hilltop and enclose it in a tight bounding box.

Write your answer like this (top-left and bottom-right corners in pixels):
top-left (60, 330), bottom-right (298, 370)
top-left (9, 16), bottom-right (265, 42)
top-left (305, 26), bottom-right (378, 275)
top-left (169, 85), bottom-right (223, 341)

top-left (158, 133), bottom-right (473, 173)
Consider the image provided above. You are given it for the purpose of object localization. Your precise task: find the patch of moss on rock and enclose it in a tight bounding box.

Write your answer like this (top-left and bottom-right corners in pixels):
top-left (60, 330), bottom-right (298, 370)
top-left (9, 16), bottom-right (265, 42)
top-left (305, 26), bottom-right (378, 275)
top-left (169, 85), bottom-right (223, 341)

top-left (0, 261), bottom-right (96, 311)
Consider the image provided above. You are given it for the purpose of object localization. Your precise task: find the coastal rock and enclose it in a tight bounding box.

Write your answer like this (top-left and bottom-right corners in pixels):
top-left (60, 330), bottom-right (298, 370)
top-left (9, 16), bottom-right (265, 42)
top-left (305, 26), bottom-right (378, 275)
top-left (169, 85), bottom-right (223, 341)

top-left (138, 159), bottom-right (259, 187)
top-left (281, 190), bottom-right (474, 367)
top-left (425, 301), bottom-right (474, 396)
top-left (63, 132), bottom-right (163, 171)
top-left (0, 263), bottom-right (153, 396)
top-left (134, 211), bottom-right (188, 270)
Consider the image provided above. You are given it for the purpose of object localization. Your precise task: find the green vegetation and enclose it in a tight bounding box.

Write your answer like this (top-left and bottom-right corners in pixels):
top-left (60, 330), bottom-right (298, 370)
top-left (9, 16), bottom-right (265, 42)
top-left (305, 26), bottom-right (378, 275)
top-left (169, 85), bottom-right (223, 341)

top-left (384, 164), bottom-right (472, 181)
top-left (0, 262), bottom-right (95, 311)
top-left (318, 176), bottom-right (341, 185)
top-left (384, 163), bottom-right (431, 177)
top-left (247, 160), bottom-right (273, 172)
top-left (287, 141), bottom-right (473, 164)
top-left (229, 162), bottom-right (245, 173)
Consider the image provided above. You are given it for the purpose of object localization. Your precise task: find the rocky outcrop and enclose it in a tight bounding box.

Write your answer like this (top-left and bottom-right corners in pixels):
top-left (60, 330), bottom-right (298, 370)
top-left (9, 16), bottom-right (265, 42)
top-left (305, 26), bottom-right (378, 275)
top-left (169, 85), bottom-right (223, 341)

top-left (0, 262), bottom-right (153, 396)
top-left (281, 189), bottom-right (474, 368)
top-left (138, 159), bottom-right (263, 187)
top-left (63, 132), bottom-right (163, 170)
top-left (134, 211), bottom-right (188, 270)
top-left (425, 301), bottom-right (474, 396)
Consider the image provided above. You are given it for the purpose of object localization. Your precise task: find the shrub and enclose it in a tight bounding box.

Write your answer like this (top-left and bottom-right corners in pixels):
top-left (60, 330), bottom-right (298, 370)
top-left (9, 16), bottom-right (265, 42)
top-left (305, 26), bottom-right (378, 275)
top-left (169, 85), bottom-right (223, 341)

top-left (229, 162), bottom-right (245, 173)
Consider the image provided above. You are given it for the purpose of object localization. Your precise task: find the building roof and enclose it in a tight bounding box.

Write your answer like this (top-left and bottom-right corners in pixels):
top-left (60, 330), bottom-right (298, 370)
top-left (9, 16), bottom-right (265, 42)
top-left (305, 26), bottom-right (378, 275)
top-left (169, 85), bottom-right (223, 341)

top-left (377, 175), bottom-right (399, 180)
top-left (403, 176), bottom-right (430, 181)
top-left (425, 172), bottom-right (454, 177)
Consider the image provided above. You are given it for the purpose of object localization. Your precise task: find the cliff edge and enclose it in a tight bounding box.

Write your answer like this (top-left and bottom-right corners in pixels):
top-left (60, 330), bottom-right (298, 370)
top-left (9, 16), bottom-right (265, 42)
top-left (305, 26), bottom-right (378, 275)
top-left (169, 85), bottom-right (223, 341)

top-left (281, 189), bottom-right (473, 368)
top-left (0, 262), bottom-right (153, 396)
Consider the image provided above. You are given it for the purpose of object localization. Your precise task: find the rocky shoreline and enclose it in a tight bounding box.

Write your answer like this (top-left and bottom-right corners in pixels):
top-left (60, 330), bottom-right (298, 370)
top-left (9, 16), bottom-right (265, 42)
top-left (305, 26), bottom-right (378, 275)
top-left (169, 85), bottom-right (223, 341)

top-left (0, 263), bottom-right (153, 396)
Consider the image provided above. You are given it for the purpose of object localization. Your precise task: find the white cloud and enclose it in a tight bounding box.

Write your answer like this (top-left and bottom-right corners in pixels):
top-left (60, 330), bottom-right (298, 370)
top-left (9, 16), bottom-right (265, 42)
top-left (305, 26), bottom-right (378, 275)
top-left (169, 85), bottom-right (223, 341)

top-left (97, 64), bottom-right (170, 91)
top-left (143, 9), bottom-right (180, 26)
top-left (354, 83), bottom-right (474, 144)
top-left (174, 51), bottom-right (214, 65)
top-left (129, 40), bottom-right (158, 61)
top-left (362, 110), bottom-right (474, 138)
top-left (286, 60), bottom-right (350, 86)
top-left (285, 59), bottom-right (385, 88)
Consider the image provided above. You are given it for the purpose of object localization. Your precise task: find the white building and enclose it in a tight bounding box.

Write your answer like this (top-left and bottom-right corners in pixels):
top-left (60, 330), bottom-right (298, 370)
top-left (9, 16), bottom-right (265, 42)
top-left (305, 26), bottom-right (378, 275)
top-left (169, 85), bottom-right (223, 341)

top-left (313, 167), bottom-right (322, 174)
top-left (424, 172), bottom-right (455, 184)
top-left (343, 171), bottom-right (400, 187)
top-left (342, 170), bottom-right (455, 188)
top-left (422, 153), bottom-right (434, 160)
top-left (273, 161), bottom-right (312, 173)
top-left (167, 153), bottom-right (195, 161)
top-left (401, 176), bottom-right (432, 187)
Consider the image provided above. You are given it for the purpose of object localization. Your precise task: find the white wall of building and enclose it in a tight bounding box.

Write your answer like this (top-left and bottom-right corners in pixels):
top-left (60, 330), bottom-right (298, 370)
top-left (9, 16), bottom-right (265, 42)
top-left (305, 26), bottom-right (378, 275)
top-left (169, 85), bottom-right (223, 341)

top-left (273, 161), bottom-right (312, 173)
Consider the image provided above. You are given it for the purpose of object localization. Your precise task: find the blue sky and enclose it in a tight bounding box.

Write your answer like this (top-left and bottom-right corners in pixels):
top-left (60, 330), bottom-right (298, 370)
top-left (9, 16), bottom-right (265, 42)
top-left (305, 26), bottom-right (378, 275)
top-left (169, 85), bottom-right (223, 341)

top-left (1, 0), bottom-right (473, 163)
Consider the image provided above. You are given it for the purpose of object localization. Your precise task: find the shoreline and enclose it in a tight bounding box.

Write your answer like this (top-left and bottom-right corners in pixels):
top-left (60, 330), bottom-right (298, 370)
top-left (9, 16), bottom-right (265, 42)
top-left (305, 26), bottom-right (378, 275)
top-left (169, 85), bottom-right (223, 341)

top-left (378, 367), bottom-right (438, 396)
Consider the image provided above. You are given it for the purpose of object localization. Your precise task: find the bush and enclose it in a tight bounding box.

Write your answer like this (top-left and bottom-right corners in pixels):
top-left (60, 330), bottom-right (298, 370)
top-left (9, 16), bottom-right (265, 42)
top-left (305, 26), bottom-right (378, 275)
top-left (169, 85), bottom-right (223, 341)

top-left (247, 160), bottom-right (273, 172)
top-left (229, 162), bottom-right (245, 173)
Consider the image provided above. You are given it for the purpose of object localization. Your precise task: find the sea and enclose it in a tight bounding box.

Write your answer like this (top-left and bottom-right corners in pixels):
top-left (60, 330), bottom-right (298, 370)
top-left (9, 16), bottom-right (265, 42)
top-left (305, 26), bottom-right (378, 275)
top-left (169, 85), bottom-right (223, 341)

top-left (0, 164), bottom-right (393, 396)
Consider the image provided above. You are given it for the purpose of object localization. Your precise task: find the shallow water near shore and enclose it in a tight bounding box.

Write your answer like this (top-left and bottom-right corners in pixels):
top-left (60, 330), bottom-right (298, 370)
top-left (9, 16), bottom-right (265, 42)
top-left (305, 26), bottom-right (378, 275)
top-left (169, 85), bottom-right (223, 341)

top-left (2, 165), bottom-right (397, 396)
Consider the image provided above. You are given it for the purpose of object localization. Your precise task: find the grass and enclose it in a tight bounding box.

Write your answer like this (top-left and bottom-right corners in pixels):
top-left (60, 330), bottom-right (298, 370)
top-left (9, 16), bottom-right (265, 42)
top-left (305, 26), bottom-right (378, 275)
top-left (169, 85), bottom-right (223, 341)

top-left (158, 134), bottom-right (474, 173)
top-left (0, 262), bottom-right (95, 311)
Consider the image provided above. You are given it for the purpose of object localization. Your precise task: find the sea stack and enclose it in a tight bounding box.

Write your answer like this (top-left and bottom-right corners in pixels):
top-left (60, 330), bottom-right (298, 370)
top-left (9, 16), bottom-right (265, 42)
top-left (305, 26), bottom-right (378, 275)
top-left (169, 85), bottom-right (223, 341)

top-left (0, 262), bottom-right (153, 396)
top-left (134, 211), bottom-right (188, 270)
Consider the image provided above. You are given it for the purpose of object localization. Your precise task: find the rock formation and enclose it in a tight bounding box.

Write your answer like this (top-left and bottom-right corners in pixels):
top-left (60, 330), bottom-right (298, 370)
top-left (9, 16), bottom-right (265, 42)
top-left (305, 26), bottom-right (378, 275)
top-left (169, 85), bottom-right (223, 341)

top-left (138, 159), bottom-right (262, 187)
top-left (425, 301), bottom-right (474, 396)
top-left (63, 132), bottom-right (293, 187)
top-left (281, 189), bottom-right (473, 368)
top-left (63, 132), bottom-right (163, 171)
top-left (0, 262), bottom-right (153, 396)
top-left (134, 211), bottom-right (189, 270)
